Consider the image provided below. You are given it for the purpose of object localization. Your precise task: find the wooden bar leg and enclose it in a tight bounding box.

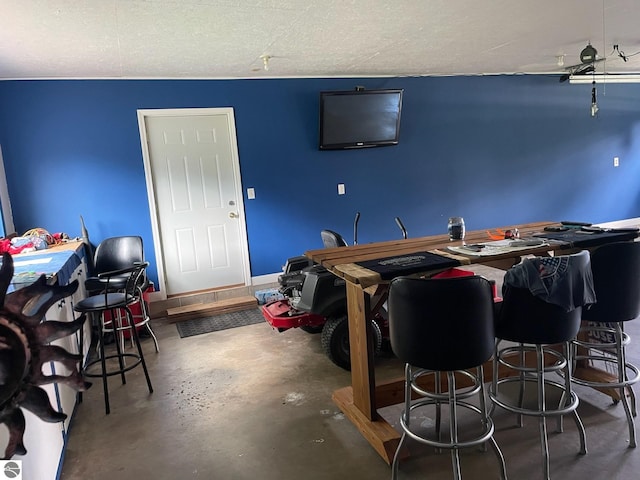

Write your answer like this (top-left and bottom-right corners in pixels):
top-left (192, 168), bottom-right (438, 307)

top-left (331, 282), bottom-right (402, 465)
top-left (347, 282), bottom-right (376, 418)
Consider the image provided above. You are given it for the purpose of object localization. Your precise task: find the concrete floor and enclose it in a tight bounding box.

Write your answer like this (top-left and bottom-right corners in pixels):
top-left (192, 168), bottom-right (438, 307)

top-left (60, 268), bottom-right (640, 480)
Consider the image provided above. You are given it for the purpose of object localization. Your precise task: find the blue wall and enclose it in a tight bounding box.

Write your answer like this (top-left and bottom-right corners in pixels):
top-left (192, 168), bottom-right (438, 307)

top-left (0, 75), bottom-right (639, 290)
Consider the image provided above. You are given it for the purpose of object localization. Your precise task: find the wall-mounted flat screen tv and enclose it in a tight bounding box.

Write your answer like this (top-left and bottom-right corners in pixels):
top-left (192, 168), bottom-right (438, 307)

top-left (319, 88), bottom-right (404, 150)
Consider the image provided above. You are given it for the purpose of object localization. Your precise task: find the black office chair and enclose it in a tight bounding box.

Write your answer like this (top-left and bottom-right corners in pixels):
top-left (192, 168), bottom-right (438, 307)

top-left (388, 275), bottom-right (507, 480)
top-left (74, 262), bottom-right (154, 414)
top-left (320, 229), bottom-right (348, 248)
top-left (571, 241), bottom-right (640, 448)
top-left (85, 236), bottom-right (159, 352)
top-left (490, 251), bottom-right (591, 480)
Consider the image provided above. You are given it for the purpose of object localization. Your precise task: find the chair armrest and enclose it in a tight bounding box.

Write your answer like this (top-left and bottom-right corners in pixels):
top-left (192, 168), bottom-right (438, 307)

top-left (97, 261), bottom-right (149, 279)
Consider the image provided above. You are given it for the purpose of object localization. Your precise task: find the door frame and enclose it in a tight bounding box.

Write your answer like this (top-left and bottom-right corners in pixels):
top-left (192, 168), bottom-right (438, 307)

top-left (0, 145), bottom-right (15, 237)
top-left (137, 107), bottom-right (251, 300)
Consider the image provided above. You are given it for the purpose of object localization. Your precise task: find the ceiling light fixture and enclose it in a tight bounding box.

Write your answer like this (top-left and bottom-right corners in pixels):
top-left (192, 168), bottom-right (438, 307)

top-left (569, 74), bottom-right (640, 84)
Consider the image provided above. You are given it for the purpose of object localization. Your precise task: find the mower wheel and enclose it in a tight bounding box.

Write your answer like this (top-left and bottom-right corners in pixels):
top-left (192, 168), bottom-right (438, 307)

top-left (300, 325), bottom-right (324, 334)
top-left (321, 315), bottom-right (382, 371)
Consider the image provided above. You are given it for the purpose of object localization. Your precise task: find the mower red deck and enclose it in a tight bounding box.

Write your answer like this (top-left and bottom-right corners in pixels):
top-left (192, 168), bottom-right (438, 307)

top-left (261, 299), bottom-right (325, 331)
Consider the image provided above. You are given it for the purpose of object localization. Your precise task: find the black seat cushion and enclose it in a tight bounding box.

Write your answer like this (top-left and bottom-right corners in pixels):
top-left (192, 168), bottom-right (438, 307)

top-left (582, 241), bottom-right (640, 323)
top-left (320, 230), bottom-right (347, 248)
top-left (495, 286), bottom-right (582, 345)
top-left (75, 292), bottom-right (133, 313)
top-left (388, 276), bottom-right (495, 371)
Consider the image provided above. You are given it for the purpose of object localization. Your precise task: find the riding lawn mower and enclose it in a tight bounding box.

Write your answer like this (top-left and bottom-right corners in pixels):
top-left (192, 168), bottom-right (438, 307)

top-left (261, 214), bottom-right (400, 370)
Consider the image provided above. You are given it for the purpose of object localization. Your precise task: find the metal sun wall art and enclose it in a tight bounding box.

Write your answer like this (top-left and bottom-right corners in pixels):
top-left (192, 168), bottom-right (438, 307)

top-left (0, 252), bottom-right (90, 459)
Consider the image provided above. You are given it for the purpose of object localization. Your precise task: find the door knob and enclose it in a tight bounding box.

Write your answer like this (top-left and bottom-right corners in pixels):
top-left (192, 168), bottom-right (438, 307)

top-left (229, 212), bottom-right (239, 218)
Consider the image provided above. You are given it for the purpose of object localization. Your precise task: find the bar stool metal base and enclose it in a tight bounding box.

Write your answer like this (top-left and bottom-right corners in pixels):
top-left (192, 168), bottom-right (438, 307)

top-left (78, 305), bottom-right (154, 414)
top-left (102, 300), bottom-right (159, 354)
top-left (74, 262), bottom-right (154, 415)
top-left (490, 341), bottom-right (587, 480)
top-left (572, 322), bottom-right (639, 448)
top-left (392, 365), bottom-right (507, 480)
top-left (84, 353), bottom-right (143, 379)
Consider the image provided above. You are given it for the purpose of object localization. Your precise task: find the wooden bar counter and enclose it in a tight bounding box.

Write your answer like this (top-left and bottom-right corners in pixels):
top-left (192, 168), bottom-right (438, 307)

top-left (304, 221), bottom-right (636, 464)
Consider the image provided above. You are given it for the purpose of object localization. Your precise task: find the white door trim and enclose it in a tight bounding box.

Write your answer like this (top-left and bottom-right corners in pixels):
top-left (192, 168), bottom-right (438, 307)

top-left (0, 145), bottom-right (15, 236)
top-left (137, 107), bottom-right (251, 301)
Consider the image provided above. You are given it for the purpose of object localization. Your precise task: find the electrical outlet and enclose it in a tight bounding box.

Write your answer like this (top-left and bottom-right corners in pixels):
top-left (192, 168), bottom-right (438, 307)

top-left (337, 183), bottom-right (346, 195)
top-left (614, 157), bottom-right (620, 167)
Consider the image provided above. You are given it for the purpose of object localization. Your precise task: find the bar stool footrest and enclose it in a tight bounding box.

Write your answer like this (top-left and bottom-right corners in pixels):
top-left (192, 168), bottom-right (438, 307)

top-left (402, 398), bottom-right (496, 449)
top-left (491, 377), bottom-right (579, 417)
top-left (84, 354), bottom-right (143, 378)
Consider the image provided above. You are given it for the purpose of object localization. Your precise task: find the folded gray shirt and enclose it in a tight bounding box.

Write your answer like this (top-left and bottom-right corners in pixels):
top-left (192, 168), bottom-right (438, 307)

top-left (502, 250), bottom-right (596, 312)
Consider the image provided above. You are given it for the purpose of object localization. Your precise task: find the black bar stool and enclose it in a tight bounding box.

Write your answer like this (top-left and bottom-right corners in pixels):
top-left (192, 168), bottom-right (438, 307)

top-left (571, 241), bottom-right (640, 448)
top-left (85, 236), bottom-right (159, 353)
top-left (490, 251), bottom-right (594, 479)
top-left (388, 275), bottom-right (507, 480)
top-left (74, 262), bottom-right (153, 414)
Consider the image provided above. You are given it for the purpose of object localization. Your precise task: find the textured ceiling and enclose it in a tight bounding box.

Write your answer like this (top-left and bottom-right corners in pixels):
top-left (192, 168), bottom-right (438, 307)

top-left (1, 0), bottom-right (640, 80)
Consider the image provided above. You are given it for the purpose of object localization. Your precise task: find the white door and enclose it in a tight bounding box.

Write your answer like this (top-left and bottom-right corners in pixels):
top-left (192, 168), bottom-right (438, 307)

top-left (139, 108), bottom-right (250, 297)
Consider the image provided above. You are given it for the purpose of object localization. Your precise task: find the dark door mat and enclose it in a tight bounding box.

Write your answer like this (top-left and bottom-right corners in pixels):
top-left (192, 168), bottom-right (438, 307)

top-left (176, 308), bottom-right (264, 338)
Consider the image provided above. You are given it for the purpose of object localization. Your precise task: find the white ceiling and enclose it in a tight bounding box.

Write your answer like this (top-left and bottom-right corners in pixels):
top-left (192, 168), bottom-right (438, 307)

top-left (2, 0), bottom-right (640, 80)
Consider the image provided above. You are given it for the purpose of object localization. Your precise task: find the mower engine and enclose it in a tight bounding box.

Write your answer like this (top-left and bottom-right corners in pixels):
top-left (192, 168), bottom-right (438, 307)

top-left (262, 255), bottom-right (327, 332)
top-left (276, 255), bottom-right (313, 306)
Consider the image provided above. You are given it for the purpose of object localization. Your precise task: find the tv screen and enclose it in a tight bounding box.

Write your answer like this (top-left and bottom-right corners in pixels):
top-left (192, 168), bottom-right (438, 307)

top-left (319, 88), bottom-right (404, 150)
